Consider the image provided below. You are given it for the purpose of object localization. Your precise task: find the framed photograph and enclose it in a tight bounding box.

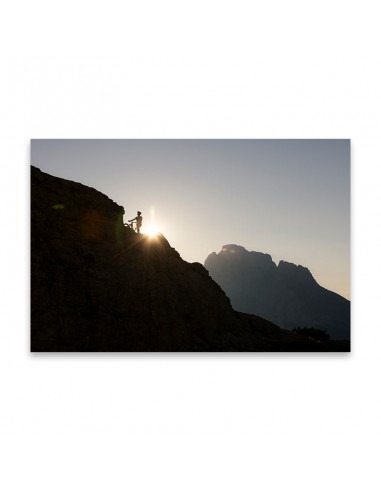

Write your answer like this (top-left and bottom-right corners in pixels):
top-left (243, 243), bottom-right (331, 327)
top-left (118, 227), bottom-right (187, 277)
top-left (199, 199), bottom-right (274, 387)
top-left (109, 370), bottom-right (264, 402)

top-left (31, 139), bottom-right (350, 351)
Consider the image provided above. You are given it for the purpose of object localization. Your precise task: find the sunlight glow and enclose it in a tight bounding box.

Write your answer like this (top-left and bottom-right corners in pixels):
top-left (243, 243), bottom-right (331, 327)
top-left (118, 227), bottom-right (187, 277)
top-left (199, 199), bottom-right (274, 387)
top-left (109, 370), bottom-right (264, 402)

top-left (145, 225), bottom-right (159, 238)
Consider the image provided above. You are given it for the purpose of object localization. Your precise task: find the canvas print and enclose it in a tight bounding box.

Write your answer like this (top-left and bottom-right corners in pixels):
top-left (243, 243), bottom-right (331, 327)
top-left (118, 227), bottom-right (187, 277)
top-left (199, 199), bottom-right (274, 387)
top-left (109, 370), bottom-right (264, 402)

top-left (31, 139), bottom-right (350, 352)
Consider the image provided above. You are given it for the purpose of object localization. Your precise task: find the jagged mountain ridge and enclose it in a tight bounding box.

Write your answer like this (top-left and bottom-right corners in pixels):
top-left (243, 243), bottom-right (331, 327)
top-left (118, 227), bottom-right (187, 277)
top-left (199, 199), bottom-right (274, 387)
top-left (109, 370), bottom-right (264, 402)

top-left (204, 244), bottom-right (350, 340)
top-left (31, 167), bottom-right (348, 351)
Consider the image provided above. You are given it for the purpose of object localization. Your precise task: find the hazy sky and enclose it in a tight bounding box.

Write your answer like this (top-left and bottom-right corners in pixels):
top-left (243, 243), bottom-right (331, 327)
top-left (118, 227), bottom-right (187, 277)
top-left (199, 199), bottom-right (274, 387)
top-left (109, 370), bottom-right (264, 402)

top-left (31, 139), bottom-right (350, 299)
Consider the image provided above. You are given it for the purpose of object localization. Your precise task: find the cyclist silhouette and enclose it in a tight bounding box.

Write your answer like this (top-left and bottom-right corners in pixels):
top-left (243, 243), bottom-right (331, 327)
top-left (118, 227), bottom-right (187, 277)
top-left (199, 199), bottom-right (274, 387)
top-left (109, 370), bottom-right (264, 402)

top-left (128, 211), bottom-right (143, 233)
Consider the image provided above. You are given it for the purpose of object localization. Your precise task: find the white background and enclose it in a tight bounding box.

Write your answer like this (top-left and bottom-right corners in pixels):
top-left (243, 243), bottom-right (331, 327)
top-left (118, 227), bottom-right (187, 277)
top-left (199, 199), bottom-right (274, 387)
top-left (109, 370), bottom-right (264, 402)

top-left (1, 1), bottom-right (380, 491)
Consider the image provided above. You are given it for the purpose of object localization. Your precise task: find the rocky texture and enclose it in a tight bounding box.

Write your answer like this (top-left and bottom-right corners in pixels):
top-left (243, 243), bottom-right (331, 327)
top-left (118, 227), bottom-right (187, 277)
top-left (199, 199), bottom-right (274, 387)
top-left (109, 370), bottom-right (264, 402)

top-left (31, 167), bottom-right (348, 351)
top-left (204, 245), bottom-right (350, 340)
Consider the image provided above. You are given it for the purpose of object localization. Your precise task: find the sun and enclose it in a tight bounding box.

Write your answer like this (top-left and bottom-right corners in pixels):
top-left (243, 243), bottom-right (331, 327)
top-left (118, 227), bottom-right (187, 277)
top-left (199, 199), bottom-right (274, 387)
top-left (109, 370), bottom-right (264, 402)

top-left (145, 225), bottom-right (159, 238)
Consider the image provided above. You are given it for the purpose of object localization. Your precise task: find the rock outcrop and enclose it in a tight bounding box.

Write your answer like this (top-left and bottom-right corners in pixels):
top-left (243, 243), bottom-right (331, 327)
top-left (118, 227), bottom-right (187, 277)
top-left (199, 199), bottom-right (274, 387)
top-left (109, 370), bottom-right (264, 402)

top-left (204, 244), bottom-right (350, 340)
top-left (31, 167), bottom-right (348, 351)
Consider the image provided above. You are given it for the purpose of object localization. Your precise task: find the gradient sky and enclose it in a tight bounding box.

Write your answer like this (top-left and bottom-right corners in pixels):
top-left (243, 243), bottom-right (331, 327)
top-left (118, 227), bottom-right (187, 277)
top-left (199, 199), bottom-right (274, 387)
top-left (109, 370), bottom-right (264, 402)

top-left (31, 139), bottom-right (350, 300)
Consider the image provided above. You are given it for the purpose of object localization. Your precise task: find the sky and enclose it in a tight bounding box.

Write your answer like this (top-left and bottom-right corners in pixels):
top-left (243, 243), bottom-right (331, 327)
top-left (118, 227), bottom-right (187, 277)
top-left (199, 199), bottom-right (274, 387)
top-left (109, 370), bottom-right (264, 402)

top-left (31, 139), bottom-right (350, 300)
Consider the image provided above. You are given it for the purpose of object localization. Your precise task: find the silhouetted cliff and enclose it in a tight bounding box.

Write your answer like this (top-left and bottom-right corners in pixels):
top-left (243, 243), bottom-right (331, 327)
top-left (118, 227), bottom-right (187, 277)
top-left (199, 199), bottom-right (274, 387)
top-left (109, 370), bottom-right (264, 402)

top-left (204, 245), bottom-right (350, 340)
top-left (31, 167), bottom-right (348, 351)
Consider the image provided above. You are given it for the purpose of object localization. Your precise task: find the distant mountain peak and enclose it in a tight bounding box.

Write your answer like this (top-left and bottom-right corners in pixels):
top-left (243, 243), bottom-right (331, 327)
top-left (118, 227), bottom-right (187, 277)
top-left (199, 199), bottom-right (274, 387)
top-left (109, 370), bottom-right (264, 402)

top-left (205, 244), bottom-right (350, 340)
top-left (221, 244), bottom-right (248, 254)
top-left (214, 244), bottom-right (274, 262)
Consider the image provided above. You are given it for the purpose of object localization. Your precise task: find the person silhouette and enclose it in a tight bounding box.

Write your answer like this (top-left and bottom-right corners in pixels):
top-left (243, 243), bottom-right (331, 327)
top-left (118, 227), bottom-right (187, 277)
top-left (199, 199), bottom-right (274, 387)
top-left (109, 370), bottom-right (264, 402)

top-left (128, 211), bottom-right (143, 233)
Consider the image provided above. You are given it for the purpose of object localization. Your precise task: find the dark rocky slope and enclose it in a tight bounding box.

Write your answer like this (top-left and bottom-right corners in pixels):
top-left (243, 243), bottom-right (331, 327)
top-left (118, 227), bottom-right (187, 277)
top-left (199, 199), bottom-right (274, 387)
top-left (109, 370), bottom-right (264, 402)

top-left (31, 167), bottom-right (348, 351)
top-left (205, 245), bottom-right (350, 340)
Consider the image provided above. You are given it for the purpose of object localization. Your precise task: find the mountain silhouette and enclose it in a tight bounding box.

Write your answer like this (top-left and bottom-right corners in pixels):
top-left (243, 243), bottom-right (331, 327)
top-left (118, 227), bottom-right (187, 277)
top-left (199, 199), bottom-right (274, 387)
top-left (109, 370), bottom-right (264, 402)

top-left (204, 245), bottom-right (350, 340)
top-left (31, 167), bottom-right (349, 351)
